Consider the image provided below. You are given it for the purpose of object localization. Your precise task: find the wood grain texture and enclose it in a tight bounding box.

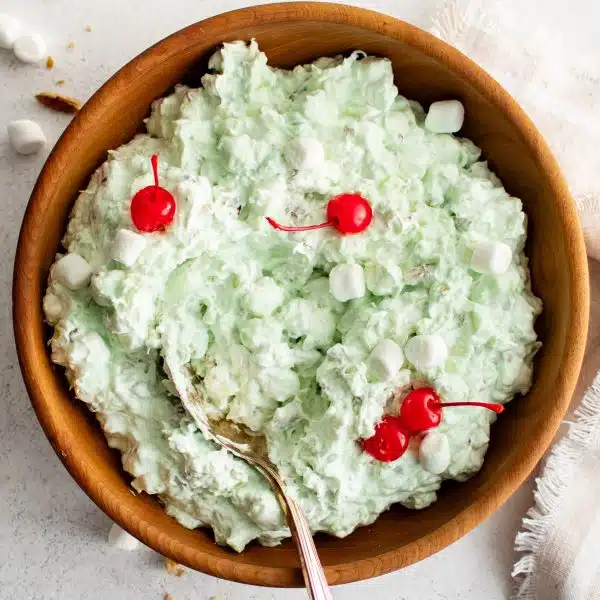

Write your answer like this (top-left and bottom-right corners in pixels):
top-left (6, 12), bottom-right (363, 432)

top-left (12, 2), bottom-right (589, 588)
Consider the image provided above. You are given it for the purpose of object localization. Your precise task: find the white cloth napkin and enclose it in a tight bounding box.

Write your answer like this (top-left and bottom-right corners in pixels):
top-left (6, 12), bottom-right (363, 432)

top-left (429, 1), bottom-right (600, 598)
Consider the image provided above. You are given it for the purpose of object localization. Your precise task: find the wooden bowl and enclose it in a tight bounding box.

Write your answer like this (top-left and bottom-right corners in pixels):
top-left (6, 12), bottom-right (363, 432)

top-left (13, 2), bottom-right (589, 587)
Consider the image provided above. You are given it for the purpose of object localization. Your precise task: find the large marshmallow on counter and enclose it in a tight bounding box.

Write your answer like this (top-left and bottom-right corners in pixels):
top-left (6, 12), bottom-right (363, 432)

top-left (405, 334), bottom-right (448, 370)
top-left (7, 119), bottom-right (46, 155)
top-left (13, 32), bottom-right (47, 64)
top-left (107, 523), bottom-right (140, 551)
top-left (110, 229), bottom-right (147, 267)
top-left (419, 431), bottom-right (451, 475)
top-left (0, 14), bottom-right (21, 49)
top-left (471, 241), bottom-right (512, 275)
top-left (329, 263), bottom-right (366, 302)
top-left (53, 253), bottom-right (93, 290)
top-left (425, 100), bottom-right (465, 134)
top-left (368, 339), bottom-right (404, 381)
top-left (285, 137), bottom-right (325, 171)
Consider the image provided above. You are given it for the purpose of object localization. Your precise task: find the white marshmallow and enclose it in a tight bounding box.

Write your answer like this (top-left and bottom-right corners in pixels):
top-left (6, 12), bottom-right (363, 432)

top-left (0, 14), bottom-right (21, 49)
top-left (329, 263), bottom-right (366, 302)
top-left (110, 229), bottom-right (147, 267)
top-left (405, 334), bottom-right (448, 370)
top-left (368, 339), bottom-right (404, 381)
top-left (42, 293), bottom-right (63, 323)
top-left (419, 431), bottom-right (451, 475)
top-left (285, 138), bottom-right (325, 171)
top-left (471, 241), bottom-right (512, 275)
top-left (13, 32), bottom-right (47, 64)
top-left (107, 523), bottom-right (140, 551)
top-left (425, 100), bottom-right (465, 134)
top-left (53, 253), bottom-right (93, 290)
top-left (7, 119), bottom-right (46, 155)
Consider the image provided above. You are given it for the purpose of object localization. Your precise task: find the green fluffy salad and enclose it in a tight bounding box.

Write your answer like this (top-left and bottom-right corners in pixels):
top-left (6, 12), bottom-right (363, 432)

top-left (43, 41), bottom-right (541, 551)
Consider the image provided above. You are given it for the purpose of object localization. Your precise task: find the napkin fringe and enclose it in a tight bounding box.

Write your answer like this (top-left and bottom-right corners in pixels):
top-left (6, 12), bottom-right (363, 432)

top-left (430, 0), bottom-right (471, 45)
top-left (512, 374), bottom-right (600, 599)
top-left (430, 0), bottom-right (493, 48)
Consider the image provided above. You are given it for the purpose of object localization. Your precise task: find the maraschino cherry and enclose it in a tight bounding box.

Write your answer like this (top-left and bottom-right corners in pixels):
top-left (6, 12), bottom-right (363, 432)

top-left (400, 387), bottom-right (504, 433)
top-left (266, 193), bottom-right (373, 235)
top-left (361, 416), bottom-right (410, 462)
top-left (130, 154), bottom-right (176, 233)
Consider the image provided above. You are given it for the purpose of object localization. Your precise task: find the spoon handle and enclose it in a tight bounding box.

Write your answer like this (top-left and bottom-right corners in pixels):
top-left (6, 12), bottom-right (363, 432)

top-left (284, 496), bottom-right (333, 600)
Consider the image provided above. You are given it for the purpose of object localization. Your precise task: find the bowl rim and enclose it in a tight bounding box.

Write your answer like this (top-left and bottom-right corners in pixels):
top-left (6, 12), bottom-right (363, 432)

top-left (12, 1), bottom-right (590, 587)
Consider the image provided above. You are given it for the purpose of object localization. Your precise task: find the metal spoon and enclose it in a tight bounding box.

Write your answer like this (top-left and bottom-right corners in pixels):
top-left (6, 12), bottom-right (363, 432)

top-left (173, 365), bottom-right (332, 600)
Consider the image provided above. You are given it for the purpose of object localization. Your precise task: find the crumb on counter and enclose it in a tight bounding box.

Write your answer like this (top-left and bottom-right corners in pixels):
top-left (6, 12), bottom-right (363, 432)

top-left (55, 79), bottom-right (65, 86)
top-left (85, 25), bottom-right (92, 32)
top-left (164, 594), bottom-right (173, 600)
top-left (67, 42), bottom-right (75, 49)
top-left (35, 92), bottom-right (81, 114)
top-left (46, 56), bottom-right (54, 69)
top-left (164, 559), bottom-right (184, 577)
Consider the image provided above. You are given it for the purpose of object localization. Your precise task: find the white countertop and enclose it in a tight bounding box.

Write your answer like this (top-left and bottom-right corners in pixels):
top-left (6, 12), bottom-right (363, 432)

top-left (3, 0), bottom-right (588, 598)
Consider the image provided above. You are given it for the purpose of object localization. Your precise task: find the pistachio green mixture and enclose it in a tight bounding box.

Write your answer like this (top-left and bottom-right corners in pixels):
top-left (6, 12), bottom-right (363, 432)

top-left (44, 41), bottom-right (541, 551)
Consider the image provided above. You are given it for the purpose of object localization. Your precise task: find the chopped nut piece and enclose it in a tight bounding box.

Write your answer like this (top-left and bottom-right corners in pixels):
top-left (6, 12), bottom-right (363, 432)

top-left (46, 55), bottom-right (54, 69)
top-left (67, 42), bottom-right (75, 49)
top-left (164, 558), bottom-right (184, 577)
top-left (164, 594), bottom-right (174, 600)
top-left (35, 92), bottom-right (81, 114)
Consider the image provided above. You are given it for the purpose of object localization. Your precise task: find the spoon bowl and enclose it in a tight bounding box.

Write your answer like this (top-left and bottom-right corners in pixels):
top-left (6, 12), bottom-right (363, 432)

top-left (176, 366), bottom-right (332, 599)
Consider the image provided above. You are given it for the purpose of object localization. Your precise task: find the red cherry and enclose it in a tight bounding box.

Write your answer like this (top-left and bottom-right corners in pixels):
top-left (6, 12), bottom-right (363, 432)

top-left (361, 416), bottom-right (410, 462)
top-left (400, 388), bottom-right (443, 432)
top-left (130, 155), bottom-right (176, 233)
top-left (327, 193), bottom-right (373, 234)
top-left (266, 193), bottom-right (372, 235)
top-left (400, 387), bottom-right (505, 433)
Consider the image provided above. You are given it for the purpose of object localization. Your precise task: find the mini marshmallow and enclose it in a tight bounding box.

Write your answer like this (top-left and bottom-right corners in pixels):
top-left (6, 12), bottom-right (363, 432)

top-left (0, 14), bottom-right (21, 49)
top-left (329, 263), bottom-right (366, 302)
top-left (471, 241), bottom-right (512, 275)
top-left (405, 334), bottom-right (448, 370)
top-left (425, 100), bottom-right (465, 134)
top-left (368, 339), bottom-right (404, 381)
top-left (53, 253), bottom-right (93, 290)
top-left (42, 293), bottom-right (63, 323)
top-left (110, 229), bottom-right (147, 267)
top-left (7, 119), bottom-right (46, 155)
top-left (285, 137), bottom-right (325, 171)
top-left (419, 431), bottom-right (451, 475)
top-left (107, 523), bottom-right (140, 551)
top-left (13, 32), bottom-right (47, 64)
